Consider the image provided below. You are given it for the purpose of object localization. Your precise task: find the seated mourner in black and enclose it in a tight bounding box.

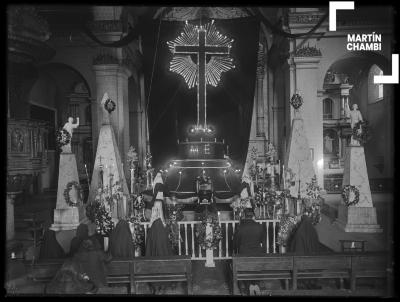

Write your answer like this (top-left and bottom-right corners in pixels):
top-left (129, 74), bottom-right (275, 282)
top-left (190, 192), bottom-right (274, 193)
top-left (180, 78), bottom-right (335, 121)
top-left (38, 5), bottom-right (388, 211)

top-left (109, 219), bottom-right (135, 258)
top-left (233, 209), bottom-right (266, 295)
top-left (233, 209), bottom-right (266, 256)
top-left (288, 214), bottom-right (322, 290)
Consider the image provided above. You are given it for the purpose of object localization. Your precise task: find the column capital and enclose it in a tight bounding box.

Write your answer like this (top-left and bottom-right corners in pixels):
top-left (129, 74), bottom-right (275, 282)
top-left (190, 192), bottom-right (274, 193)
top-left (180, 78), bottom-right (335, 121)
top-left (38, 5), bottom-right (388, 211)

top-left (293, 56), bottom-right (321, 68)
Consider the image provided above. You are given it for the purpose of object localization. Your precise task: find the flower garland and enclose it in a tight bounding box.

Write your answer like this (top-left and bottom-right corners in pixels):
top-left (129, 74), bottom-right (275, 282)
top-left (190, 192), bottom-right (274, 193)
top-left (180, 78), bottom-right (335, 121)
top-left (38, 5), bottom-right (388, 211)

top-left (129, 215), bottom-right (144, 249)
top-left (196, 212), bottom-right (222, 250)
top-left (104, 98), bottom-right (116, 114)
top-left (63, 181), bottom-right (82, 207)
top-left (352, 120), bottom-right (370, 145)
top-left (277, 215), bottom-right (298, 246)
top-left (342, 185), bottom-right (360, 206)
top-left (290, 93), bottom-right (303, 110)
top-left (56, 128), bottom-right (71, 149)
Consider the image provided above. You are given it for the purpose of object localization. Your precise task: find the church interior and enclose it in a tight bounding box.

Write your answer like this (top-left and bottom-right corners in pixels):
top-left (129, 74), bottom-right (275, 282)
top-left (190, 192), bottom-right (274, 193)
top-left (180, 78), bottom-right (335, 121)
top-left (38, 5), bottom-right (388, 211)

top-left (6, 5), bottom-right (395, 296)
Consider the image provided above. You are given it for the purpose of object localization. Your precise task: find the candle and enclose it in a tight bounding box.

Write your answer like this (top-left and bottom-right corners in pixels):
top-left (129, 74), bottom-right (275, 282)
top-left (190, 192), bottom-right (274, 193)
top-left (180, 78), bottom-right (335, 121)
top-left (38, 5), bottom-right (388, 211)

top-left (217, 211), bottom-right (220, 223)
top-left (130, 168), bottom-right (134, 194)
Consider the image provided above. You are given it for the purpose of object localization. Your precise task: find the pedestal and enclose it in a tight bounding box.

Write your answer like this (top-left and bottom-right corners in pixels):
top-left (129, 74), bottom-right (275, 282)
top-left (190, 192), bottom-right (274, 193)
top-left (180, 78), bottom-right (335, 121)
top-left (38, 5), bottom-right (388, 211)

top-left (205, 223), bottom-right (215, 267)
top-left (335, 145), bottom-right (382, 233)
top-left (51, 152), bottom-right (86, 231)
top-left (336, 205), bottom-right (382, 233)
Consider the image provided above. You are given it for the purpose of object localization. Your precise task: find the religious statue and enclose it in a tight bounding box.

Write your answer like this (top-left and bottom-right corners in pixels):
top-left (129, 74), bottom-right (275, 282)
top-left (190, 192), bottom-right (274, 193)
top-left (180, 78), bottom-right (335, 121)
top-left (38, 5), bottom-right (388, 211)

top-left (346, 103), bottom-right (363, 145)
top-left (324, 134), bottom-right (334, 154)
top-left (62, 117), bottom-right (79, 153)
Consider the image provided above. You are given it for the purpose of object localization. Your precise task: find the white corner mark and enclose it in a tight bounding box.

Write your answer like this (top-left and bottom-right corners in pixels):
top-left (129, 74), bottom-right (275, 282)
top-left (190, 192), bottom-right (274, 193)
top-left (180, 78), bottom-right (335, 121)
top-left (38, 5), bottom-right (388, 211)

top-left (374, 54), bottom-right (399, 84)
top-left (329, 1), bottom-right (355, 31)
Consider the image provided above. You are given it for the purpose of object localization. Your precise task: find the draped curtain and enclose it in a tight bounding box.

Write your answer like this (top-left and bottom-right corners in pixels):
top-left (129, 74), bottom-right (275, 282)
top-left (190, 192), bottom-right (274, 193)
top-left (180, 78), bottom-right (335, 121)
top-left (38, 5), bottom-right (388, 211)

top-left (142, 17), bottom-right (259, 170)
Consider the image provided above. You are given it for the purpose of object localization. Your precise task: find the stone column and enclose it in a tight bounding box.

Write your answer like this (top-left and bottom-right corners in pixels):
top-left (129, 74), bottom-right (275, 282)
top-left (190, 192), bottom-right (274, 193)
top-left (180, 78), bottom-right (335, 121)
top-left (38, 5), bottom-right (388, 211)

top-left (340, 84), bottom-right (353, 119)
top-left (93, 64), bottom-right (131, 166)
top-left (293, 55), bottom-right (324, 188)
top-left (6, 192), bottom-right (21, 241)
top-left (90, 5), bottom-right (133, 166)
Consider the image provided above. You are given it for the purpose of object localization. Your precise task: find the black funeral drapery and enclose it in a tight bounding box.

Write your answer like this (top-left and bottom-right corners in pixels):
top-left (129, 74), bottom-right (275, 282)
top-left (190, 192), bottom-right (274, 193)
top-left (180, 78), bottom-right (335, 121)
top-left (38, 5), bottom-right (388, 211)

top-left (142, 17), bottom-right (259, 170)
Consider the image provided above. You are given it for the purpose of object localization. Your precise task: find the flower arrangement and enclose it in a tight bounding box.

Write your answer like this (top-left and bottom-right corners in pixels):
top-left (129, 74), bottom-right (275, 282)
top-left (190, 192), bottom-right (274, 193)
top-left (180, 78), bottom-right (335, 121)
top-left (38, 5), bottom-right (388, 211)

top-left (305, 175), bottom-right (322, 199)
top-left (290, 93), bottom-right (303, 110)
top-left (303, 199), bottom-right (322, 225)
top-left (90, 202), bottom-right (114, 236)
top-left (352, 120), bottom-right (370, 145)
top-left (104, 98), bottom-right (116, 114)
top-left (342, 185), bottom-right (360, 206)
top-left (230, 197), bottom-right (251, 219)
top-left (166, 203), bottom-right (184, 248)
top-left (277, 215), bottom-right (298, 246)
top-left (63, 181), bottom-right (83, 207)
top-left (56, 128), bottom-right (71, 149)
top-left (94, 181), bottom-right (124, 214)
top-left (129, 214), bottom-right (144, 249)
top-left (196, 211), bottom-right (222, 250)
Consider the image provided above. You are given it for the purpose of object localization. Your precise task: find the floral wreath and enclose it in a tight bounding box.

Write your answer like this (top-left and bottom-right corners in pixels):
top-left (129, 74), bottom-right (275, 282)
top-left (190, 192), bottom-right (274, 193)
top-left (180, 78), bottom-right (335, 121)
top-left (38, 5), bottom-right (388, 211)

top-left (63, 181), bottom-right (83, 207)
top-left (104, 98), bottom-right (116, 114)
top-left (196, 212), bottom-right (222, 250)
top-left (352, 120), bottom-right (370, 145)
top-left (290, 93), bottom-right (303, 110)
top-left (342, 185), bottom-right (360, 206)
top-left (277, 215), bottom-right (298, 246)
top-left (56, 128), bottom-right (71, 149)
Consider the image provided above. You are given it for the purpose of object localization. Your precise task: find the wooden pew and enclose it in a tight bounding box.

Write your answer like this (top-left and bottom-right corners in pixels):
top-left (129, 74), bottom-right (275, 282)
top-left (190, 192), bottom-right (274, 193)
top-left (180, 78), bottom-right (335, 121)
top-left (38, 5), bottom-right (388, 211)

top-left (133, 256), bottom-right (193, 295)
top-left (292, 254), bottom-right (352, 290)
top-left (232, 254), bottom-right (294, 295)
top-left (106, 258), bottom-right (134, 294)
top-left (350, 252), bottom-right (387, 292)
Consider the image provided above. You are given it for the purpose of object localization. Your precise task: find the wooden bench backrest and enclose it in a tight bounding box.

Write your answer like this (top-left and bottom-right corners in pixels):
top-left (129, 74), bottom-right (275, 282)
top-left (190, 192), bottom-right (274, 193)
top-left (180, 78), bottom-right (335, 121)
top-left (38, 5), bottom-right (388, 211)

top-left (134, 256), bottom-right (190, 275)
top-left (351, 254), bottom-right (387, 271)
top-left (233, 256), bottom-right (293, 271)
top-left (106, 259), bottom-right (132, 276)
top-left (295, 255), bottom-right (352, 270)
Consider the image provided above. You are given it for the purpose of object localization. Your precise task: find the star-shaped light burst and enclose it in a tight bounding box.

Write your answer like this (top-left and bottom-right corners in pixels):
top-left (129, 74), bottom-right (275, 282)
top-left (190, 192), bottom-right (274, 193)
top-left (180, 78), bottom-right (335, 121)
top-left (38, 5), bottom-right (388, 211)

top-left (167, 20), bottom-right (235, 88)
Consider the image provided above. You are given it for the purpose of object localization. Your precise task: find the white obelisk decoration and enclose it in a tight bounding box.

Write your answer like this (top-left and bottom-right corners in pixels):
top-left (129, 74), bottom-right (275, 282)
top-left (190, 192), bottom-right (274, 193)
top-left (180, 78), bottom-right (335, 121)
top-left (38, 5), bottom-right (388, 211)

top-left (285, 102), bottom-right (316, 212)
top-left (335, 104), bottom-right (382, 233)
top-left (88, 93), bottom-right (129, 220)
top-left (205, 222), bottom-right (215, 267)
top-left (51, 117), bottom-right (86, 231)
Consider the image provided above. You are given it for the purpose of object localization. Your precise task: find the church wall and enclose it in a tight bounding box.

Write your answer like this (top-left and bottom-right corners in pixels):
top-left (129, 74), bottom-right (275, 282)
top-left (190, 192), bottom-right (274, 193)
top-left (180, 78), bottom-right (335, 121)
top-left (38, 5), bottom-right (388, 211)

top-left (29, 72), bottom-right (58, 110)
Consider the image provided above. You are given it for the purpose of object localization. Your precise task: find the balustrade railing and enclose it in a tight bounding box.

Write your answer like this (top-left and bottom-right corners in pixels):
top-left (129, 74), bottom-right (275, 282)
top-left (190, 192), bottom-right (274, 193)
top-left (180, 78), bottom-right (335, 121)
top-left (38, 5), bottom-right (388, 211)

top-left (139, 219), bottom-right (280, 260)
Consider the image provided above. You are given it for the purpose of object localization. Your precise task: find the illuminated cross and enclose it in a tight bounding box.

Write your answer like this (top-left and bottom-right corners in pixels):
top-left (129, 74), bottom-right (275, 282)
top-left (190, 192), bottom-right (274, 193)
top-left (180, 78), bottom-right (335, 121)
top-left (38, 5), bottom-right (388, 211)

top-left (168, 21), bottom-right (234, 130)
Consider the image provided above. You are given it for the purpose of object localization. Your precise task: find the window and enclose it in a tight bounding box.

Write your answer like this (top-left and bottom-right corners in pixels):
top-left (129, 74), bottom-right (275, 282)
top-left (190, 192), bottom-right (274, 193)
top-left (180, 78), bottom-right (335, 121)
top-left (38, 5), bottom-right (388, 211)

top-left (323, 98), bottom-right (333, 119)
top-left (368, 64), bottom-right (384, 104)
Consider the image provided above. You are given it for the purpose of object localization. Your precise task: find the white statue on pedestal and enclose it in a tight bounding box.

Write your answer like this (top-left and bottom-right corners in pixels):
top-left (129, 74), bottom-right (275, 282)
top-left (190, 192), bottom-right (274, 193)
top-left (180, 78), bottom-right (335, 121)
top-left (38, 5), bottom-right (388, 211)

top-left (62, 117), bottom-right (79, 153)
top-left (346, 104), bottom-right (363, 146)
